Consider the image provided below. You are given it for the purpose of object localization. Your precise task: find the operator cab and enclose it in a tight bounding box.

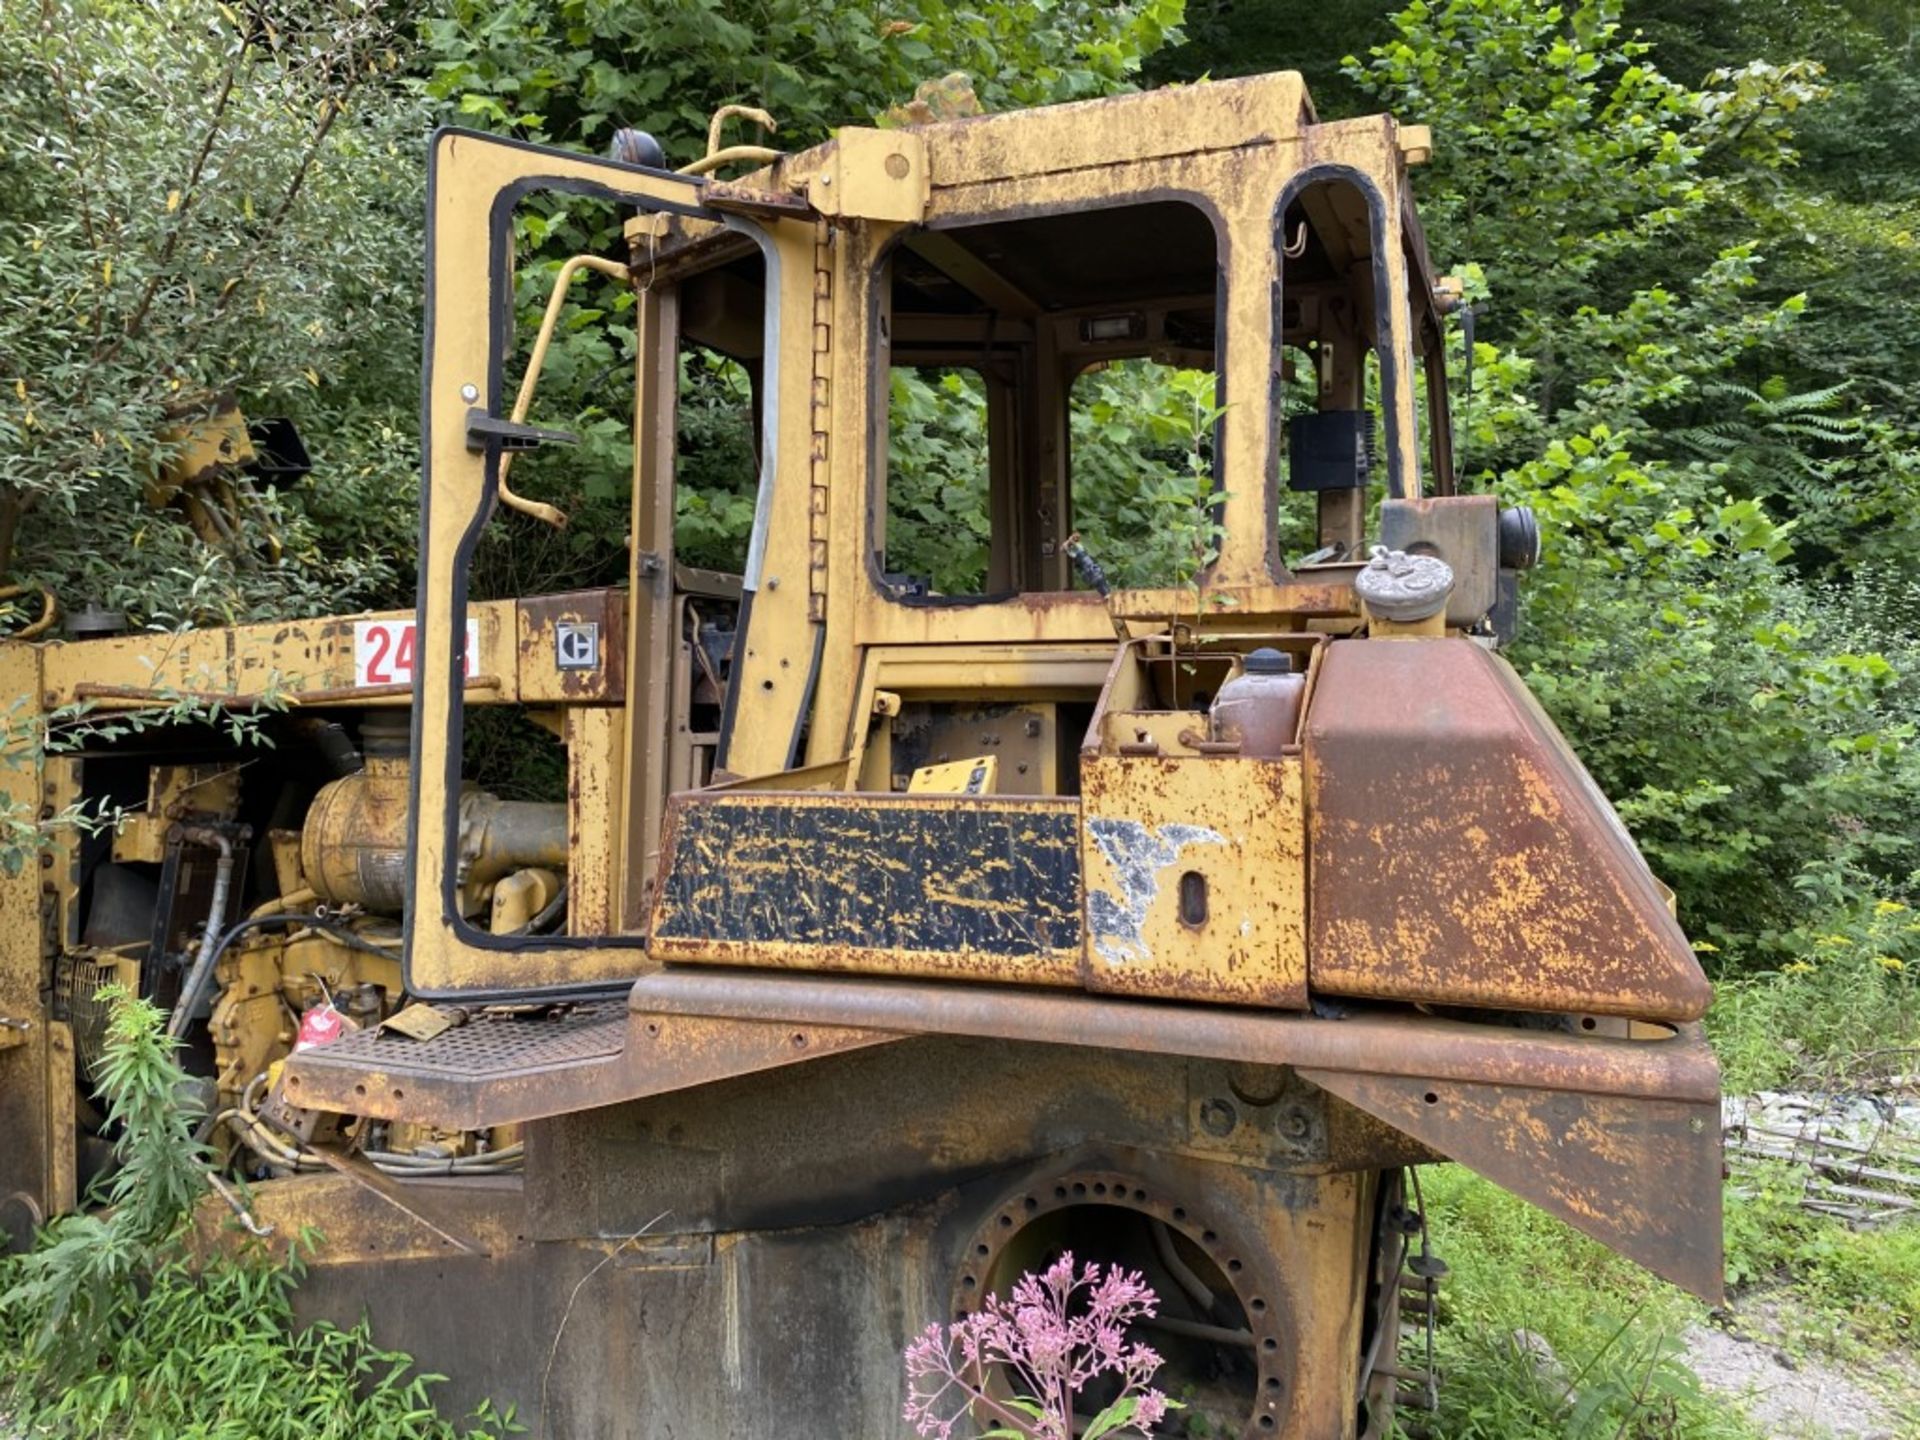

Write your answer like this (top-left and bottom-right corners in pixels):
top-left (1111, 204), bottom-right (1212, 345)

top-left (873, 172), bottom-right (1458, 604)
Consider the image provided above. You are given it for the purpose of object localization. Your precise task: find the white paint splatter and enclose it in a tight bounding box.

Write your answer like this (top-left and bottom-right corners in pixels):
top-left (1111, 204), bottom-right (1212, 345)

top-left (1086, 818), bottom-right (1226, 964)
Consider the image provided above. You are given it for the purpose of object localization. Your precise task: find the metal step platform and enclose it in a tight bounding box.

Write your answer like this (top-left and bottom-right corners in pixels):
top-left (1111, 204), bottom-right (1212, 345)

top-left (282, 997), bottom-right (897, 1129)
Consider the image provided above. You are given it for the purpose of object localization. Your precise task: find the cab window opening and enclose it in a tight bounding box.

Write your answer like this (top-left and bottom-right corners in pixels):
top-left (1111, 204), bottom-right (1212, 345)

top-left (454, 187), bottom-right (772, 943)
top-left (873, 198), bottom-right (1222, 601)
top-left (884, 365), bottom-right (993, 595)
top-left (673, 249), bottom-right (767, 576)
top-left (1273, 172), bottom-right (1406, 570)
top-left (473, 193), bottom-right (637, 603)
top-left (1066, 357), bottom-right (1220, 591)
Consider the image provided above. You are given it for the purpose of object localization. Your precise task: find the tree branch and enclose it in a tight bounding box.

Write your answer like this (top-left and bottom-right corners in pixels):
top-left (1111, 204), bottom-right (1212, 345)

top-left (100, 43), bottom-right (244, 366)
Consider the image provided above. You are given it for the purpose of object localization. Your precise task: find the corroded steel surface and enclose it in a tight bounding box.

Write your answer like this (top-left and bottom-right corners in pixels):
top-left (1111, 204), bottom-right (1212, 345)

top-left (926, 72), bottom-right (1311, 187)
top-left (1081, 756), bottom-right (1307, 1007)
top-left (624, 969), bottom-right (1719, 1101)
top-left (1305, 638), bottom-right (1712, 1021)
top-left (648, 792), bottom-right (1084, 982)
top-left (1307, 1070), bottom-right (1723, 1301)
top-left (191, 1170), bottom-right (530, 1267)
top-left (516, 588), bottom-right (626, 704)
top-left (0, 645), bottom-right (72, 1250)
top-left (271, 1051), bottom-right (1389, 1440)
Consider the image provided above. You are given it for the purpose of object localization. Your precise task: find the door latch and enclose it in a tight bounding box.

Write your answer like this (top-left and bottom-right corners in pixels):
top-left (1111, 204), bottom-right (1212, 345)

top-left (465, 407), bottom-right (578, 455)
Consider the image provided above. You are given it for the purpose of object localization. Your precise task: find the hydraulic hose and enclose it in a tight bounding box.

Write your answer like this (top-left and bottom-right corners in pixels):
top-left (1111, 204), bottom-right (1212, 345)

top-left (218, 1102), bottom-right (524, 1177)
top-left (166, 827), bottom-right (237, 1040)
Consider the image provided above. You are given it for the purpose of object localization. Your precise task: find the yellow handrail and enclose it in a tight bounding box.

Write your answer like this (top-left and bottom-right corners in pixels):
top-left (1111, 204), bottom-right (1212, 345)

top-left (496, 253), bottom-right (632, 528)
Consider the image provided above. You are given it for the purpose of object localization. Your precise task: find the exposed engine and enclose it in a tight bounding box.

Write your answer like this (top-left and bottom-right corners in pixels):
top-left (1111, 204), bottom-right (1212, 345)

top-left (54, 710), bottom-right (567, 1187)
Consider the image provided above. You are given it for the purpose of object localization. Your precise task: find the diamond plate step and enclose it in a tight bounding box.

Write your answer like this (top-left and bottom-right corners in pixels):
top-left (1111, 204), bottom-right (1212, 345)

top-left (283, 995), bottom-right (897, 1130)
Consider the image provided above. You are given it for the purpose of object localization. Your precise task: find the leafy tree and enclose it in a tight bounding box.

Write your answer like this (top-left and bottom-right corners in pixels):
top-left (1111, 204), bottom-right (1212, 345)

top-left (1335, 0), bottom-right (1920, 963)
top-left (423, 0), bottom-right (1186, 159)
top-left (0, 0), bottom-right (429, 627)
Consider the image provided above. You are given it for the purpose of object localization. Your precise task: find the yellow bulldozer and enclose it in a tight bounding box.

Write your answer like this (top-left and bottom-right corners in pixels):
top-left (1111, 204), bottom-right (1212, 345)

top-left (0, 71), bottom-right (1719, 1438)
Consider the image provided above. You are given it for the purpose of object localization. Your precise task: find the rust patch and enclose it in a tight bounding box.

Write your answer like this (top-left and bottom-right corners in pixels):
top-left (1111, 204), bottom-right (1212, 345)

top-left (648, 791), bottom-right (1084, 983)
top-left (1084, 817), bottom-right (1226, 964)
top-left (1080, 756), bottom-right (1309, 1008)
top-left (1306, 1069), bottom-right (1723, 1302)
top-left (1304, 638), bottom-right (1712, 1021)
top-left (516, 589), bottom-right (627, 703)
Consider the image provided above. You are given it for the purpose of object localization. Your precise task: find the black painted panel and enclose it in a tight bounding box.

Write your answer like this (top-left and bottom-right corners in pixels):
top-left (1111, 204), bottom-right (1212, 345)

top-left (652, 794), bottom-right (1083, 961)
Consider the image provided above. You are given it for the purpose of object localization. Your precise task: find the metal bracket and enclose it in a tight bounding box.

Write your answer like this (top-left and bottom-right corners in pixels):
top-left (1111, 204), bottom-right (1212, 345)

top-left (465, 407), bottom-right (578, 455)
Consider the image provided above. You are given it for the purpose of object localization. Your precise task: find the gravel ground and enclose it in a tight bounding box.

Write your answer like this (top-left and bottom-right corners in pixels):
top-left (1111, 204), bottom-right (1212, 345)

top-left (1683, 1297), bottom-right (1915, 1440)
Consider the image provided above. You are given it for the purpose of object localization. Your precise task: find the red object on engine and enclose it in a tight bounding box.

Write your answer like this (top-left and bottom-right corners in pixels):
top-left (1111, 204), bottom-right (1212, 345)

top-left (294, 1004), bottom-right (353, 1052)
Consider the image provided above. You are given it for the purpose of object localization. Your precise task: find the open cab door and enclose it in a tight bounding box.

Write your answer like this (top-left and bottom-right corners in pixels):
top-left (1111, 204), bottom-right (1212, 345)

top-left (406, 128), bottom-right (790, 999)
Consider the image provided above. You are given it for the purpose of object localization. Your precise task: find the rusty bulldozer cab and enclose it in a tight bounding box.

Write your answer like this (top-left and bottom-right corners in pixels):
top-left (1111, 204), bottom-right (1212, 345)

top-left (0, 73), bottom-right (1719, 1440)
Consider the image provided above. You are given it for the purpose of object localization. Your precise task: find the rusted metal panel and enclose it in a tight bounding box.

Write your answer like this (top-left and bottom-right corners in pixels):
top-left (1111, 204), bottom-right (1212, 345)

top-left (808, 128), bottom-right (928, 221)
top-left (623, 969), bottom-right (1720, 1102)
top-left (1305, 638), bottom-right (1712, 1021)
top-left (519, 1031), bottom-right (1391, 1437)
top-left (516, 589), bottom-right (627, 704)
top-left (191, 1170), bottom-right (529, 1265)
top-left (283, 1001), bottom-right (898, 1130)
top-left (950, 1159), bottom-right (1378, 1440)
top-left (278, 1031), bottom-right (1400, 1439)
top-left (0, 643), bottom-right (62, 1247)
top-left (1376, 494), bottom-right (1500, 627)
top-left (564, 707), bottom-right (624, 934)
top-left (1305, 1069), bottom-right (1724, 1302)
top-left (39, 598), bottom-right (523, 707)
top-left (275, 1142), bottom-right (1380, 1439)
top-left (648, 791), bottom-right (1084, 982)
top-left (1080, 756), bottom-right (1308, 1007)
top-left (42, 1022), bottom-right (76, 1219)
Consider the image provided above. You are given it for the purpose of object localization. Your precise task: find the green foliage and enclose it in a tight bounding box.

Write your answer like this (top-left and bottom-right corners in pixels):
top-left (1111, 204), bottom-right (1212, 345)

top-left (1348, 0), bottom-right (1708, 322)
top-left (1721, 1161), bottom-right (1920, 1352)
top-left (2, 988), bottom-right (208, 1378)
top-left (885, 367), bottom-right (993, 593)
top-left (0, 987), bottom-right (514, 1439)
top-left (673, 351), bottom-right (761, 574)
top-left (1067, 361), bottom-right (1224, 590)
top-left (1418, 1157), bottom-right (1920, 1436)
top-left (1501, 421), bottom-right (1920, 953)
top-left (0, 0), bottom-right (428, 625)
top-left (880, 359), bottom-right (1223, 596)
top-left (1409, 1167), bottom-right (1756, 1439)
top-left (1709, 897), bottom-right (1920, 1093)
top-left (423, 0), bottom-right (1185, 162)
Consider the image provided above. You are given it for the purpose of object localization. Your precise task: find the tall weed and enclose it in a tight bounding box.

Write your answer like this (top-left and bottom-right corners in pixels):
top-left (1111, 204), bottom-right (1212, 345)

top-left (0, 987), bottom-right (515, 1439)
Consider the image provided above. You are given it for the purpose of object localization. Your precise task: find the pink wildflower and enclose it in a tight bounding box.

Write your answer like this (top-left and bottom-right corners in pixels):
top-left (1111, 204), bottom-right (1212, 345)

top-left (901, 1251), bottom-right (1174, 1439)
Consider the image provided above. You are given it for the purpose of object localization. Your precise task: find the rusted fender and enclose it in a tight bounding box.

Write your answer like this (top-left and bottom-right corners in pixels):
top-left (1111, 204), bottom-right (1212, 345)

top-left (1304, 638), bottom-right (1712, 1021)
top-left (625, 969), bottom-right (1725, 1299)
top-left (1305, 1069), bottom-right (1723, 1301)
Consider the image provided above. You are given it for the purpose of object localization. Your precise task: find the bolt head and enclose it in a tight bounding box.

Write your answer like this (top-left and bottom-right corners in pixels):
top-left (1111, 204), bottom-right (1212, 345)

top-left (1199, 1098), bottom-right (1237, 1137)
